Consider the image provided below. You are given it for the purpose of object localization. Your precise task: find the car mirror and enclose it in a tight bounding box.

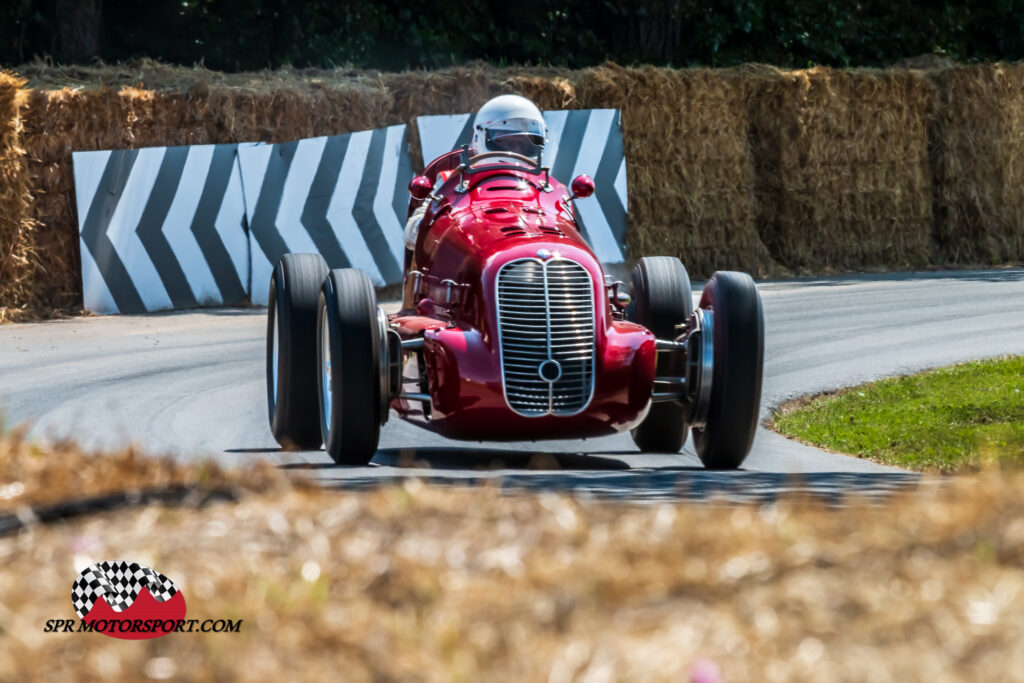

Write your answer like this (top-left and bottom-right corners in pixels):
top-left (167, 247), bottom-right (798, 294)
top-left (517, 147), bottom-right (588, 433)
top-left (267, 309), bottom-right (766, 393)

top-left (409, 175), bottom-right (433, 201)
top-left (570, 174), bottom-right (595, 200)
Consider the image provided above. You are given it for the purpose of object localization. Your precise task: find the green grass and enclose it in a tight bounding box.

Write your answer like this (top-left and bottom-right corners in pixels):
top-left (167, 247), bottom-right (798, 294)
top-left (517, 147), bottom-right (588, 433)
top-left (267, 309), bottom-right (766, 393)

top-left (773, 356), bottom-right (1024, 471)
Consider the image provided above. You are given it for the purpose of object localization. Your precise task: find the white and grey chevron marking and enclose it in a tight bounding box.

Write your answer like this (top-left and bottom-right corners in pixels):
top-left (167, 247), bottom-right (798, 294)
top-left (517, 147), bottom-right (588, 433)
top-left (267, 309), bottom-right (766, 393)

top-left (73, 116), bottom-right (628, 315)
top-left (71, 561), bottom-right (179, 618)
top-left (416, 109), bottom-right (628, 264)
top-left (239, 124), bottom-right (414, 304)
top-left (73, 144), bottom-right (250, 315)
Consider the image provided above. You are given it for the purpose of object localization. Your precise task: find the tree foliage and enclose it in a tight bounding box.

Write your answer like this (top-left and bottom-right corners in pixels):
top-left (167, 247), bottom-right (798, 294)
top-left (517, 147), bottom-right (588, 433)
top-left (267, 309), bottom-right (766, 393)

top-left (2, 0), bottom-right (1023, 70)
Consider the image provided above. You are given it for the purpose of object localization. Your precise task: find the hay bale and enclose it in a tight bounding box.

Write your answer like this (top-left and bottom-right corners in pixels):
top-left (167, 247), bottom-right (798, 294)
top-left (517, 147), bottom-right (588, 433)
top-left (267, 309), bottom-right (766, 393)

top-left (500, 73), bottom-right (578, 111)
top-left (0, 71), bottom-right (36, 321)
top-left (140, 82), bottom-right (392, 148)
top-left (932, 64), bottom-right (1024, 264)
top-left (16, 87), bottom-right (137, 313)
top-left (745, 67), bottom-right (936, 273)
top-left (576, 64), bottom-right (769, 277)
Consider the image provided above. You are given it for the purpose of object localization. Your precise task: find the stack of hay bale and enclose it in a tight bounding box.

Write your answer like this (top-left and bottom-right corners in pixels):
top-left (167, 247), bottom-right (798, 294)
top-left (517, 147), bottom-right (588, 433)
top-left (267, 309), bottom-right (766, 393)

top-left (0, 62), bottom-right (1021, 319)
top-left (932, 64), bottom-right (1024, 265)
top-left (745, 67), bottom-right (936, 273)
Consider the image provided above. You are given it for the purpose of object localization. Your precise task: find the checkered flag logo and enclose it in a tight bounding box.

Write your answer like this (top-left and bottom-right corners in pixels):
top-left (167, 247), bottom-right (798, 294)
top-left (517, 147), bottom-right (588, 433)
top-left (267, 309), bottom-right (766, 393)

top-left (71, 561), bottom-right (179, 619)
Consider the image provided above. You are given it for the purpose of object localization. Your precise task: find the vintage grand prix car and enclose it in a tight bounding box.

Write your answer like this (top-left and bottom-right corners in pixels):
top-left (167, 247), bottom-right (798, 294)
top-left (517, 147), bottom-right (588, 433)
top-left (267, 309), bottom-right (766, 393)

top-left (265, 147), bottom-right (764, 469)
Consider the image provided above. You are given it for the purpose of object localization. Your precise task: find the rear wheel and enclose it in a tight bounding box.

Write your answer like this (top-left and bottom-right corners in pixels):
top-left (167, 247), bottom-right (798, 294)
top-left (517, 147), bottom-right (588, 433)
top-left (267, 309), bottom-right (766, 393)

top-left (317, 269), bottom-right (382, 465)
top-left (692, 271), bottom-right (764, 469)
top-left (627, 256), bottom-right (693, 453)
top-left (267, 253), bottom-right (328, 450)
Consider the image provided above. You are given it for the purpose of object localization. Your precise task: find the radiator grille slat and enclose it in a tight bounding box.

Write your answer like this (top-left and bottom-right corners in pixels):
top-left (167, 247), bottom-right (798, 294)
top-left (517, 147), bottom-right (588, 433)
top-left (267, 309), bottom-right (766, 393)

top-left (496, 258), bottom-right (596, 417)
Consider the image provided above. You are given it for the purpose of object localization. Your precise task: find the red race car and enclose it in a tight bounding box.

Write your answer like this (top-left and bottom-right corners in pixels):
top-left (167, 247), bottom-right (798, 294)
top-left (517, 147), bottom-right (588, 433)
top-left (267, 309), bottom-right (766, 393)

top-left (265, 145), bottom-right (764, 470)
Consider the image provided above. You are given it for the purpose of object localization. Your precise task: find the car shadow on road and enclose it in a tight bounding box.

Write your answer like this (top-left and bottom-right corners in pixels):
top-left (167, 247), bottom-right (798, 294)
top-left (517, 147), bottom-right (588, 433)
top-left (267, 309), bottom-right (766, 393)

top-left (238, 446), bottom-right (921, 504)
top-left (373, 447), bottom-right (638, 471)
top-left (268, 447), bottom-right (642, 471)
top-left (331, 449), bottom-right (919, 503)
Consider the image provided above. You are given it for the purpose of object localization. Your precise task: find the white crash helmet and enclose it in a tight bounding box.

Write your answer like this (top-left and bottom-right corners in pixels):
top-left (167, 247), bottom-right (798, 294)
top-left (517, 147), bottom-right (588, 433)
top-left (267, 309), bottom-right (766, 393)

top-left (470, 94), bottom-right (546, 162)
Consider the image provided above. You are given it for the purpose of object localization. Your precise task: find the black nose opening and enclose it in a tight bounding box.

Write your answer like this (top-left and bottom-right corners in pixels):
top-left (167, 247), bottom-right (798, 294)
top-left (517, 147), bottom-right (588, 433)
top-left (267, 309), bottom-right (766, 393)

top-left (538, 359), bottom-right (562, 382)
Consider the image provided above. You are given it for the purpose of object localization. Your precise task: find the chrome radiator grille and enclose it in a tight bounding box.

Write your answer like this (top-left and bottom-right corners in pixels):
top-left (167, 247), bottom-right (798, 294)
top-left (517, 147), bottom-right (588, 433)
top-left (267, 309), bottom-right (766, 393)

top-left (496, 258), bottom-right (595, 416)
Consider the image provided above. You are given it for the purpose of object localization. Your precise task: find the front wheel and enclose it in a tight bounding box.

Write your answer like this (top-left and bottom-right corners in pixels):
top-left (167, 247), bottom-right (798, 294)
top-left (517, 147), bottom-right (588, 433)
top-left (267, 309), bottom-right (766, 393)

top-left (267, 253), bottom-right (328, 450)
top-left (317, 269), bottom-right (382, 465)
top-left (692, 271), bottom-right (765, 469)
top-left (627, 256), bottom-right (694, 453)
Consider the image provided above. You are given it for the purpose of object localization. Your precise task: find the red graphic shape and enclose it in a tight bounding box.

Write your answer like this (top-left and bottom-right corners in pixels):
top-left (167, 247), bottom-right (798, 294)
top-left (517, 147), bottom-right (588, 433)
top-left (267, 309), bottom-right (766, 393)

top-left (82, 588), bottom-right (187, 640)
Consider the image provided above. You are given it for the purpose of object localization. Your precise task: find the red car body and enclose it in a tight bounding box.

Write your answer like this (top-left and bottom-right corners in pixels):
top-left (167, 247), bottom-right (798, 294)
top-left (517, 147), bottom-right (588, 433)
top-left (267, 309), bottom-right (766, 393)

top-left (389, 151), bottom-right (656, 441)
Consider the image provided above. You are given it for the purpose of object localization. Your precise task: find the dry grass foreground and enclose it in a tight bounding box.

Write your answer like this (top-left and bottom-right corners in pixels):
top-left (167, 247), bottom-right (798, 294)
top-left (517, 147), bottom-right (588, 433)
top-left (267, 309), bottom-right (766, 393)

top-left (4, 430), bottom-right (1024, 680)
top-left (2, 60), bottom-right (1024, 320)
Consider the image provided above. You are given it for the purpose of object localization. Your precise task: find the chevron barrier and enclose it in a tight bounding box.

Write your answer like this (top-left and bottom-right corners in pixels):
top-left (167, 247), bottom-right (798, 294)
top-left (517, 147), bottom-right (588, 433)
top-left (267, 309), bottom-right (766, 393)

top-left (416, 109), bottom-right (629, 264)
top-left (73, 111), bottom-right (626, 314)
top-left (73, 144), bottom-right (249, 315)
top-left (238, 125), bottom-right (413, 305)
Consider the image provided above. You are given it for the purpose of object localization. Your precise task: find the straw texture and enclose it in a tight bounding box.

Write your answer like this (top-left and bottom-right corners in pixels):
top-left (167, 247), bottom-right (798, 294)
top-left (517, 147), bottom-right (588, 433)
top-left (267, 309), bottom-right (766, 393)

top-left (745, 67), bottom-right (936, 273)
top-left (0, 71), bottom-right (36, 321)
top-left (932, 64), bottom-right (1024, 264)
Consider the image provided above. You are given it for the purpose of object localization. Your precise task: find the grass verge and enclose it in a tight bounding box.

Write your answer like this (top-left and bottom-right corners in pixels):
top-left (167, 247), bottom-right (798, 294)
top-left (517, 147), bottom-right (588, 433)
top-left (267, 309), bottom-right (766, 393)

top-left (773, 356), bottom-right (1024, 472)
top-left (5, 426), bottom-right (1024, 680)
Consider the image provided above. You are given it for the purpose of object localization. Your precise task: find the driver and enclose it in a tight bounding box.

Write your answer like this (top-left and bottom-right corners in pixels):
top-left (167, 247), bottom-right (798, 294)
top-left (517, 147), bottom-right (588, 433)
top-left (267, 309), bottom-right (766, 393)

top-left (404, 94), bottom-right (547, 252)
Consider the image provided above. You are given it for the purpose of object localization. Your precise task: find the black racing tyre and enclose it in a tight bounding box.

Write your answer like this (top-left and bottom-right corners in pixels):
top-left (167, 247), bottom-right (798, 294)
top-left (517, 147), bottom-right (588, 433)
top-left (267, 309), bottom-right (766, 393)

top-left (317, 268), bottom-right (382, 465)
top-left (627, 256), bottom-right (694, 453)
top-left (267, 253), bottom-right (329, 450)
top-left (692, 271), bottom-right (765, 470)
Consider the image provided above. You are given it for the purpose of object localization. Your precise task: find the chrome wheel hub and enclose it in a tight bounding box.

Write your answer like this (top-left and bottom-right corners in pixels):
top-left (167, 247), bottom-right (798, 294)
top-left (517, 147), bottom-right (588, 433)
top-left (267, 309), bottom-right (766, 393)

top-left (320, 310), bottom-right (333, 437)
top-left (689, 308), bottom-right (714, 430)
top-left (270, 304), bottom-right (279, 410)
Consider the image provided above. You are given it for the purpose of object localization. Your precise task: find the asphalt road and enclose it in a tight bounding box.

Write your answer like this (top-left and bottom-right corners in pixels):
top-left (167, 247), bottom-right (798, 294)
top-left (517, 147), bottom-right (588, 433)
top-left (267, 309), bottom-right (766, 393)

top-left (3, 269), bottom-right (1022, 501)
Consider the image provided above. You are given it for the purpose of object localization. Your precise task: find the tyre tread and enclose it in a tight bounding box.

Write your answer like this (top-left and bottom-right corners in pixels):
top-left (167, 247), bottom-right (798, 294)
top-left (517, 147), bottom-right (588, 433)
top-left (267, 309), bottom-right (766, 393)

top-left (692, 271), bottom-right (764, 469)
top-left (319, 268), bottom-right (381, 465)
top-left (267, 253), bottom-right (328, 450)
